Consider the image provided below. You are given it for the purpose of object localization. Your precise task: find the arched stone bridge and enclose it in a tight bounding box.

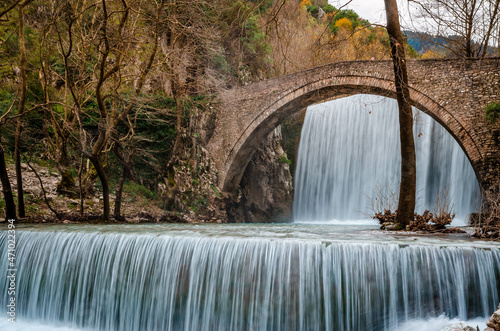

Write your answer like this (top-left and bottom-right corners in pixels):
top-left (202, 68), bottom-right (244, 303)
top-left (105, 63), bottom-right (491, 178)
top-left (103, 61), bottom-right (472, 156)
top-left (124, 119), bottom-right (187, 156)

top-left (207, 58), bottom-right (500, 196)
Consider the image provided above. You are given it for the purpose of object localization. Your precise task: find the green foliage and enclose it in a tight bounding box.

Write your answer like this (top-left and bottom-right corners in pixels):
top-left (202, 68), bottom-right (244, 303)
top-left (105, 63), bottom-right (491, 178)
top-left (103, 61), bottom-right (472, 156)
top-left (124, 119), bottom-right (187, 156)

top-left (249, 0), bottom-right (273, 13)
top-left (328, 9), bottom-right (370, 33)
top-left (367, 32), bottom-right (377, 45)
top-left (210, 47), bottom-right (232, 77)
top-left (278, 154), bottom-right (292, 166)
top-left (210, 184), bottom-right (222, 198)
top-left (485, 102), bottom-right (500, 124)
top-left (306, 5), bottom-right (319, 17)
top-left (124, 181), bottom-right (157, 200)
top-left (280, 116), bottom-right (303, 174)
top-left (406, 44), bottom-right (420, 59)
top-left (218, 1), bottom-right (272, 82)
top-left (240, 13), bottom-right (271, 68)
top-left (321, 4), bottom-right (336, 13)
top-left (24, 193), bottom-right (42, 215)
top-left (0, 89), bottom-right (14, 114)
top-left (334, 9), bottom-right (359, 25)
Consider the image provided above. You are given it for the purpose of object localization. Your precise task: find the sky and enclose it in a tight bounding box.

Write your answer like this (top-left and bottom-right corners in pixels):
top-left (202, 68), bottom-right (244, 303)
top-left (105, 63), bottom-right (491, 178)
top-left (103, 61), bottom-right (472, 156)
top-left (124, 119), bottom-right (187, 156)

top-left (328, 0), bottom-right (415, 27)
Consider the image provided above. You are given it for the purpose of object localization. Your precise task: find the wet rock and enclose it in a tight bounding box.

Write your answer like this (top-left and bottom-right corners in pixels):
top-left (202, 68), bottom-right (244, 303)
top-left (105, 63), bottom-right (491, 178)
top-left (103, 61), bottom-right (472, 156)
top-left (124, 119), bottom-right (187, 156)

top-left (439, 322), bottom-right (476, 331)
top-left (386, 224), bottom-right (400, 231)
top-left (381, 222), bottom-right (395, 230)
top-left (487, 304), bottom-right (500, 331)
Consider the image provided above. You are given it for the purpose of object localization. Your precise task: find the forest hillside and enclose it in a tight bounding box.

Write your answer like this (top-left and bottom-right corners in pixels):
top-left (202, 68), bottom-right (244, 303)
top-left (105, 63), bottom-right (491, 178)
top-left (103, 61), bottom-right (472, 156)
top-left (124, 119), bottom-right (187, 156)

top-left (0, 0), bottom-right (418, 222)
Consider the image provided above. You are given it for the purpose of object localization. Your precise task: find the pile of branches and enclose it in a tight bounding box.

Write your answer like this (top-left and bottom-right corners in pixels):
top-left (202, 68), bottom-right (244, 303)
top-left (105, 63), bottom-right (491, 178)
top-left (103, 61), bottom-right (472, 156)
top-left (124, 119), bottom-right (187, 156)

top-left (374, 209), bottom-right (397, 224)
top-left (407, 210), bottom-right (455, 231)
top-left (474, 215), bottom-right (500, 239)
top-left (473, 189), bottom-right (500, 239)
top-left (374, 209), bottom-right (458, 232)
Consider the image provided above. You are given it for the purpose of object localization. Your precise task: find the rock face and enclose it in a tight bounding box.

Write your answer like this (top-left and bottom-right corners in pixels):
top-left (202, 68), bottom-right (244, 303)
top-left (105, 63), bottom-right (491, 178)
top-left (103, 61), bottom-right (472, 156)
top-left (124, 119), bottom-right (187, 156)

top-left (229, 127), bottom-right (293, 223)
top-left (486, 304), bottom-right (500, 331)
top-left (160, 104), bottom-right (228, 222)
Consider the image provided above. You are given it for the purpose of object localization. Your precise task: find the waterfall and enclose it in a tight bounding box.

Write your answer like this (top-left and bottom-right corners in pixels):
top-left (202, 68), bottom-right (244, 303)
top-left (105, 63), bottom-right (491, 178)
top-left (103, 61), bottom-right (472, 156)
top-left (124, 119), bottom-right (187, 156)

top-left (293, 94), bottom-right (480, 223)
top-left (1, 230), bottom-right (499, 331)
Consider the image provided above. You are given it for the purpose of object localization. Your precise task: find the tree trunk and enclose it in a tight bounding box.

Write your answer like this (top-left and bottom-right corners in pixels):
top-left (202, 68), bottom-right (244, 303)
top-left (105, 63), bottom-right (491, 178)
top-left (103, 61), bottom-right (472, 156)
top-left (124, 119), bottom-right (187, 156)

top-left (113, 144), bottom-right (131, 219)
top-left (114, 172), bottom-right (126, 219)
top-left (90, 155), bottom-right (110, 221)
top-left (15, 2), bottom-right (27, 218)
top-left (384, 0), bottom-right (416, 226)
top-left (480, 0), bottom-right (499, 58)
top-left (0, 141), bottom-right (16, 221)
top-left (78, 156), bottom-right (85, 216)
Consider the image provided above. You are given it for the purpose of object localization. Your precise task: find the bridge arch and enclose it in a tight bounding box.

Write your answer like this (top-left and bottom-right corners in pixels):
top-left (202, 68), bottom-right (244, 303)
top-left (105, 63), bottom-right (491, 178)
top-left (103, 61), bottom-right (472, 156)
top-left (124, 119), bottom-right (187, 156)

top-left (220, 75), bottom-right (482, 195)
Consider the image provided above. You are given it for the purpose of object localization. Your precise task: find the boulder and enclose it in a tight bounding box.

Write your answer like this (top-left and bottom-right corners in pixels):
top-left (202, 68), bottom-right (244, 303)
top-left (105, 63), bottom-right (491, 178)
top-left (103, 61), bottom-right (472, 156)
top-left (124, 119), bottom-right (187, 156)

top-left (439, 322), bottom-right (475, 331)
top-left (486, 304), bottom-right (500, 331)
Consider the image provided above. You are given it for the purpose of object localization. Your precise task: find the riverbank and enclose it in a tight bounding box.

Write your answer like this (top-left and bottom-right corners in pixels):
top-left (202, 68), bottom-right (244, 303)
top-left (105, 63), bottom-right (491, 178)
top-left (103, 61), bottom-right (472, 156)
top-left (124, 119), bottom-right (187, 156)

top-left (0, 163), bottom-right (221, 224)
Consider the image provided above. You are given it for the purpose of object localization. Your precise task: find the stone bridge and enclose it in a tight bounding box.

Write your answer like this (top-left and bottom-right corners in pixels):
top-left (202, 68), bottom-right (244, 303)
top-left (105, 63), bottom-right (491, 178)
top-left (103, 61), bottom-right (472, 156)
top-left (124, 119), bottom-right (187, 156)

top-left (207, 58), bottom-right (500, 196)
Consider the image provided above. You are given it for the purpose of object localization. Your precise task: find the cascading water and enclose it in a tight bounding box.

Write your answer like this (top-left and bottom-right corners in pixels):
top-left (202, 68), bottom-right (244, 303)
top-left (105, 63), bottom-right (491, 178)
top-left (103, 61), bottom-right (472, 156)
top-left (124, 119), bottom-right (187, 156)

top-left (1, 226), bottom-right (499, 331)
top-left (0, 97), bottom-right (493, 331)
top-left (293, 94), bottom-right (480, 223)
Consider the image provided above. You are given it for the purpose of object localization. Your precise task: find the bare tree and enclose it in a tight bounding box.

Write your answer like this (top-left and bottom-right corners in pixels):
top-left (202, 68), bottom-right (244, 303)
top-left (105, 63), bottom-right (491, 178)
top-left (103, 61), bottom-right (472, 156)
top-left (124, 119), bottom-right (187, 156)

top-left (385, 0), bottom-right (417, 226)
top-left (44, 0), bottom-right (165, 220)
top-left (0, 0), bottom-right (34, 221)
top-left (408, 0), bottom-right (500, 57)
top-left (0, 115), bottom-right (16, 220)
top-left (13, 0), bottom-right (30, 218)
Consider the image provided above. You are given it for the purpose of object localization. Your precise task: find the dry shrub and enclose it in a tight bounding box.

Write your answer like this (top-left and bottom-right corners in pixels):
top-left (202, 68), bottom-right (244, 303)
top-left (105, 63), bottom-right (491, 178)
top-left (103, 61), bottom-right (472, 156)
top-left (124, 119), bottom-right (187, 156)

top-left (408, 187), bottom-right (456, 231)
top-left (373, 185), bottom-right (457, 232)
top-left (407, 210), bottom-right (455, 231)
top-left (369, 183), bottom-right (399, 227)
top-left (368, 183), bottom-right (398, 219)
top-left (374, 209), bottom-right (397, 224)
top-left (474, 188), bottom-right (500, 239)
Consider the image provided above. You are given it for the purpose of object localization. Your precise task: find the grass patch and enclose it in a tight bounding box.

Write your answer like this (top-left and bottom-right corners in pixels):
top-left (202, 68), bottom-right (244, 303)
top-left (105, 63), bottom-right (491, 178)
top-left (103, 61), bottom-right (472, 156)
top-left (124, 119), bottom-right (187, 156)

top-left (485, 102), bottom-right (500, 124)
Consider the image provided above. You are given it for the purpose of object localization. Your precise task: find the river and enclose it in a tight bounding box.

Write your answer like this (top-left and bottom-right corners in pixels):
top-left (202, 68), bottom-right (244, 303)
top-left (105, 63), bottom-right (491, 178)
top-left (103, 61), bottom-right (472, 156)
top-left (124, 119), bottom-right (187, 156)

top-left (1, 223), bottom-right (499, 331)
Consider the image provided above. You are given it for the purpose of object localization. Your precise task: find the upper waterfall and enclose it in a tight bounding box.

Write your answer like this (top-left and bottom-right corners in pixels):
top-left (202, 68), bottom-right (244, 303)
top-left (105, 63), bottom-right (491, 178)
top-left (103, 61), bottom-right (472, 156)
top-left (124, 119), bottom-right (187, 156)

top-left (293, 94), bottom-right (480, 223)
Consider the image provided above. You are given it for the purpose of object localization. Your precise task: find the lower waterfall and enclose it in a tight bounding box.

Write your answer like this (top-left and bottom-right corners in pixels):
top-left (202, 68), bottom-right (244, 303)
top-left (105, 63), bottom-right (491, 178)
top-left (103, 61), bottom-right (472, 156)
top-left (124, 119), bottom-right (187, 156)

top-left (1, 228), bottom-right (499, 331)
top-left (293, 95), bottom-right (481, 223)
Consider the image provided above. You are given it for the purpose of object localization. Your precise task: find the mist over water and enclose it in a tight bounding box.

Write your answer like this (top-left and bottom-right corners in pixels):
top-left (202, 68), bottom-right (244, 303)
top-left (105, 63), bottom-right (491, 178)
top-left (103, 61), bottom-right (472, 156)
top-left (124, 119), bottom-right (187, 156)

top-left (293, 94), bottom-right (480, 223)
